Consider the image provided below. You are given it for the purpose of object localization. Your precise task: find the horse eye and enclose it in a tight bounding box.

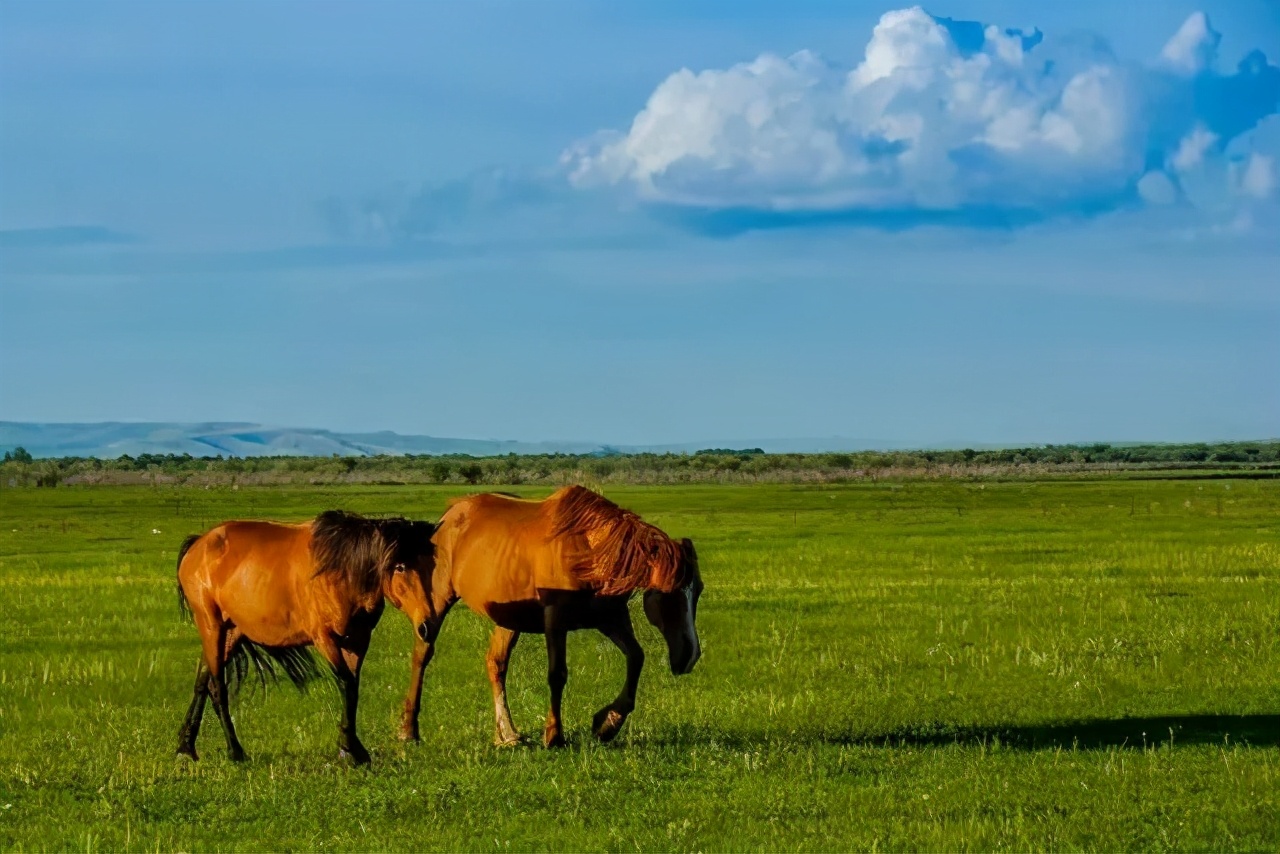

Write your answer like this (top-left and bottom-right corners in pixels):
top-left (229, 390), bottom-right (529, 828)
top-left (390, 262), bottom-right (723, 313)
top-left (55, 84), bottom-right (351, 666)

top-left (393, 562), bottom-right (407, 572)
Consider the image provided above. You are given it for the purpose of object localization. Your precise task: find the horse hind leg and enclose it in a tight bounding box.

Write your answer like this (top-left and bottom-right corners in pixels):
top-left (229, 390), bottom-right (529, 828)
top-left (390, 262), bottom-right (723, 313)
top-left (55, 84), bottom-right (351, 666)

top-left (202, 621), bottom-right (247, 762)
top-left (593, 611), bottom-right (644, 744)
top-left (176, 660), bottom-right (210, 760)
top-left (486, 627), bottom-right (521, 747)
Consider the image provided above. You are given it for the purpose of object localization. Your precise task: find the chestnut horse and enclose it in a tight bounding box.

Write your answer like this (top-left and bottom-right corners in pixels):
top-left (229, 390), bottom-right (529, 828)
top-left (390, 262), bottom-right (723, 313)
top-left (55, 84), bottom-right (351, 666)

top-left (399, 486), bottom-right (703, 748)
top-left (175, 511), bottom-right (436, 764)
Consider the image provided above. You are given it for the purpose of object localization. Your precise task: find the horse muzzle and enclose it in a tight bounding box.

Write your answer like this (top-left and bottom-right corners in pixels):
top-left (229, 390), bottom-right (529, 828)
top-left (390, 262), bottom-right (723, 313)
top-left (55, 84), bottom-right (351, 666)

top-left (669, 640), bottom-right (701, 676)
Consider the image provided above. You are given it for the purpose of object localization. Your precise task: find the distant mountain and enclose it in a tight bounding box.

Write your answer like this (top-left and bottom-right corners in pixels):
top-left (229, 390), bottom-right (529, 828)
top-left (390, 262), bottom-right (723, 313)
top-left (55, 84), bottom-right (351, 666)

top-left (0, 422), bottom-right (924, 459)
top-left (0, 422), bottom-right (602, 459)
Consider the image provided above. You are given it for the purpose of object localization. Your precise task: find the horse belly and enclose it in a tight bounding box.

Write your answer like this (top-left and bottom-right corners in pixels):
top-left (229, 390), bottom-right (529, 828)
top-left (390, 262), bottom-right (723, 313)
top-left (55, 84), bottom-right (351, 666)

top-left (456, 562), bottom-right (546, 632)
top-left (479, 590), bottom-right (620, 633)
top-left (481, 599), bottom-right (546, 633)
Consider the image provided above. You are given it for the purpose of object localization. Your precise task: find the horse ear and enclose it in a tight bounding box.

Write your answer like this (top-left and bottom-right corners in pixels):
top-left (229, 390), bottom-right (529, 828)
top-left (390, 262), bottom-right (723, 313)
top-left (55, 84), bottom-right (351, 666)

top-left (680, 537), bottom-right (696, 558)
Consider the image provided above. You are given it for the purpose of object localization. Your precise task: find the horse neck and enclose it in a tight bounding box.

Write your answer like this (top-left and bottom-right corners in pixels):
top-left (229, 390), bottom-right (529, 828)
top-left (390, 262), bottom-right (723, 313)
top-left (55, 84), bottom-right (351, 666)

top-left (338, 574), bottom-right (385, 614)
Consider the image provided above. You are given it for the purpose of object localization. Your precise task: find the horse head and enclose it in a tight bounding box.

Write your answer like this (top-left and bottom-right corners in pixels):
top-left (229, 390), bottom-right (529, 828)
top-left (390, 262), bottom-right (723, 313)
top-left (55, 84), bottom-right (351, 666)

top-left (379, 519), bottom-right (438, 644)
top-left (643, 537), bottom-right (703, 675)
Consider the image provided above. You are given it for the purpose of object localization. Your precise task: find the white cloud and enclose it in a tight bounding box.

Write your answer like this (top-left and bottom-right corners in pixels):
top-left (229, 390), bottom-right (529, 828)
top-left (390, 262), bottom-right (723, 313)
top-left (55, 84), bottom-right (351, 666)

top-left (563, 7), bottom-right (1280, 230)
top-left (1227, 116), bottom-right (1279, 201)
top-left (1158, 11), bottom-right (1220, 76)
top-left (851, 7), bottom-right (954, 90)
top-left (1237, 153), bottom-right (1275, 199)
top-left (563, 50), bottom-right (864, 209)
top-left (1137, 171), bottom-right (1177, 205)
top-left (1170, 125), bottom-right (1217, 173)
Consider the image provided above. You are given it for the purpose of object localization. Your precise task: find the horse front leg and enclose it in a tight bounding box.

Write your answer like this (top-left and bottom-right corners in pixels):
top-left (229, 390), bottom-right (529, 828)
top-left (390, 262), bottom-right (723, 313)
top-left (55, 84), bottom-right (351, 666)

top-left (542, 604), bottom-right (569, 748)
top-left (487, 627), bottom-right (521, 746)
top-left (593, 610), bottom-right (644, 743)
top-left (338, 649), bottom-right (369, 765)
top-left (176, 660), bottom-right (210, 760)
top-left (398, 637), bottom-right (434, 742)
top-left (318, 634), bottom-right (371, 766)
top-left (399, 597), bottom-right (453, 742)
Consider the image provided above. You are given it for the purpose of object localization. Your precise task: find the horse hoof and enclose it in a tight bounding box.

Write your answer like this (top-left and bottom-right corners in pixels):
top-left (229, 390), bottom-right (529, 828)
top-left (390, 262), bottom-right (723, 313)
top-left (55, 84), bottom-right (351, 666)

top-left (227, 748), bottom-right (247, 763)
top-left (494, 734), bottom-right (523, 748)
top-left (397, 729), bottom-right (420, 744)
top-left (176, 746), bottom-right (199, 762)
top-left (543, 730), bottom-right (566, 749)
top-left (592, 708), bottom-right (627, 743)
top-left (340, 747), bottom-right (372, 766)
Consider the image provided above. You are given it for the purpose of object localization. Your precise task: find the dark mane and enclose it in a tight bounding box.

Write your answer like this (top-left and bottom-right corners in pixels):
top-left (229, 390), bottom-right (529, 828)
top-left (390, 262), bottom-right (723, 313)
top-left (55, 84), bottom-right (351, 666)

top-left (549, 486), bottom-right (684, 595)
top-left (310, 510), bottom-right (435, 597)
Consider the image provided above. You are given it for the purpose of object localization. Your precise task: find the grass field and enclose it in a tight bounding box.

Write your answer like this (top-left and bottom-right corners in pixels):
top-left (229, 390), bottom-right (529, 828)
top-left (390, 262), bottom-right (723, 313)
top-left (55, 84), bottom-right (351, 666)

top-left (1, 479), bottom-right (1278, 851)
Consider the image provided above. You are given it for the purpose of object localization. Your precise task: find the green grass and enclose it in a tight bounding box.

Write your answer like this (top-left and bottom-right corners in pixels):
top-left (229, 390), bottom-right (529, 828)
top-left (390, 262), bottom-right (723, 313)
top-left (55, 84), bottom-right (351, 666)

top-left (1, 479), bottom-right (1277, 851)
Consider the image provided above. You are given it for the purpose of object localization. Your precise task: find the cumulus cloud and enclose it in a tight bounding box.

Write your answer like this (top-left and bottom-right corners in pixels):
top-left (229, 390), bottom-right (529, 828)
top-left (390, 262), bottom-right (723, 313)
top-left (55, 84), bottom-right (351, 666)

top-left (1158, 11), bottom-right (1221, 76)
top-left (1136, 171), bottom-right (1178, 206)
top-left (1237, 153), bottom-right (1275, 199)
top-left (562, 7), bottom-right (1280, 232)
top-left (1170, 125), bottom-right (1218, 173)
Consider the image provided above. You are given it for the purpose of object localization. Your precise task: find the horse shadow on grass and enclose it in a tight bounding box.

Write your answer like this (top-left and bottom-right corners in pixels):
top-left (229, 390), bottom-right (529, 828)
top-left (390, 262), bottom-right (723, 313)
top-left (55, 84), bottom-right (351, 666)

top-left (646, 714), bottom-right (1280, 751)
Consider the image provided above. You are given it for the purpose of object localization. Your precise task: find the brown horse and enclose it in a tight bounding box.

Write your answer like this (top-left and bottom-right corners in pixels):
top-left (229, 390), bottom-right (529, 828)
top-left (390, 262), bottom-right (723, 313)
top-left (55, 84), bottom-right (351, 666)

top-left (175, 510), bottom-right (436, 765)
top-left (399, 485), bottom-right (703, 748)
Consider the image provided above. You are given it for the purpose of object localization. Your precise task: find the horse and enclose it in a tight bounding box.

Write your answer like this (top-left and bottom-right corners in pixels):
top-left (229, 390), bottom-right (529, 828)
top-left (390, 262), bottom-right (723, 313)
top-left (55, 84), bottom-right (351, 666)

top-left (399, 485), bottom-right (703, 748)
top-left (175, 510), bottom-right (436, 765)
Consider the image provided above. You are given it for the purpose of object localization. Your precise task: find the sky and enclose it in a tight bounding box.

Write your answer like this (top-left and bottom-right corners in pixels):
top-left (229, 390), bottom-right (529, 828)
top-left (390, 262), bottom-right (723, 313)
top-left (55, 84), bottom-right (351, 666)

top-left (1, 0), bottom-right (1277, 447)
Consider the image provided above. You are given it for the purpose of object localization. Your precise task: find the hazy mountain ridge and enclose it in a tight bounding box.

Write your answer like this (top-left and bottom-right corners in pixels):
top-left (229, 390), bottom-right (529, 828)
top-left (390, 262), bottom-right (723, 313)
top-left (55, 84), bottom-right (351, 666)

top-left (0, 422), bottom-right (919, 459)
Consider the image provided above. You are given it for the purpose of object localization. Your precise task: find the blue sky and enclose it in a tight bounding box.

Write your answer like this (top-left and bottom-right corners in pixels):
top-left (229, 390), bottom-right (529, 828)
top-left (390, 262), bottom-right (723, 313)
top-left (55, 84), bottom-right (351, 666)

top-left (1, 0), bottom-right (1277, 447)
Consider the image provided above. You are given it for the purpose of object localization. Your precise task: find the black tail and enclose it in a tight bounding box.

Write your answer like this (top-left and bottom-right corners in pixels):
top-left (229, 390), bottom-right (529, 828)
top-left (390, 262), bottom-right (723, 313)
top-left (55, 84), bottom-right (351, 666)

top-left (225, 641), bottom-right (323, 696)
top-left (175, 533), bottom-right (201, 619)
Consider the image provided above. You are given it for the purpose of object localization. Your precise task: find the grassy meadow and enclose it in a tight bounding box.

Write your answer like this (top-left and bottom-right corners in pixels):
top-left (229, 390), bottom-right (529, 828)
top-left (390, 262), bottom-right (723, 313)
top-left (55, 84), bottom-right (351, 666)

top-left (1, 478), bottom-right (1277, 851)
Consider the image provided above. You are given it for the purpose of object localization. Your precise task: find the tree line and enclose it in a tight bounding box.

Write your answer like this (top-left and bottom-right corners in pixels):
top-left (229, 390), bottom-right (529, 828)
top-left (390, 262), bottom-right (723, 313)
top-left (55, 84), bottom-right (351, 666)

top-left (1, 441), bottom-right (1275, 488)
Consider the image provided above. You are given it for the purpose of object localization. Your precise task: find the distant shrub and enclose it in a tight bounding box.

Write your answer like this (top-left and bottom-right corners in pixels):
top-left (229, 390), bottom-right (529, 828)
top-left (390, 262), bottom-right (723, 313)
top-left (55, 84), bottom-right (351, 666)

top-left (34, 461), bottom-right (62, 488)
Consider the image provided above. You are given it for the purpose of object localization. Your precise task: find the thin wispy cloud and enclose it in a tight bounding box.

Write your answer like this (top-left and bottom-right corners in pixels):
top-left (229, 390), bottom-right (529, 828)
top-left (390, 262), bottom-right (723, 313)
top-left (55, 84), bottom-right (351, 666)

top-left (0, 226), bottom-right (137, 249)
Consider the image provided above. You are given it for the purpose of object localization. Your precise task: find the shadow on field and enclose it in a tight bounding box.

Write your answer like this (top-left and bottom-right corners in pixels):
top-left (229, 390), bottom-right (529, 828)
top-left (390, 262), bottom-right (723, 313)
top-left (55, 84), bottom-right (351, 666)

top-left (861, 715), bottom-right (1280, 750)
top-left (649, 715), bottom-right (1280, 751)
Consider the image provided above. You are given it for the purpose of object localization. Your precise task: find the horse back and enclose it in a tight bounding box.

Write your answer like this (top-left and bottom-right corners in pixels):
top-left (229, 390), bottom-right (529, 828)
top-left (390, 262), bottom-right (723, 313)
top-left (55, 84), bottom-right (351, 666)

top-left (437, 493), bottom-right (586, 609)
top-left (198, 519), bottom-right (310, 575)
